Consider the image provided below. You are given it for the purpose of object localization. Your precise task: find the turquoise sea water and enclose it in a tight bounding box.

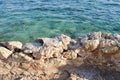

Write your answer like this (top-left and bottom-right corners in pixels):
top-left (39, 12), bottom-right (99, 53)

top-left (0, 0), bottom-right (120, 43)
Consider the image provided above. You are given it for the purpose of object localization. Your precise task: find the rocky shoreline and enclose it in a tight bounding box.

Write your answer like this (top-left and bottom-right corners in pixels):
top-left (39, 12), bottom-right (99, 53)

top-left (0, 32), bottom-right (120, 80)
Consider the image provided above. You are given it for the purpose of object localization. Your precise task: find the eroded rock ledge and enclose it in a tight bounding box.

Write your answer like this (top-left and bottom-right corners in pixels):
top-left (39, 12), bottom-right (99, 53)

top-left (0, 32), bottom-right (120, 80)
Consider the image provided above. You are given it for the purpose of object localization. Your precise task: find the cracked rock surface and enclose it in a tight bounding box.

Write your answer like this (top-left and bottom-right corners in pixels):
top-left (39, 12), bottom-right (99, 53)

top-left (0, 32), bottom-right (120, 80)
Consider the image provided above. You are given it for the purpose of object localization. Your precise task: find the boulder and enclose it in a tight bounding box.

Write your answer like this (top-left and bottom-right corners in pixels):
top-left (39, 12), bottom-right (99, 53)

top-left (113, 34), bottom-right (120, 40)
top-left (102, 46), bottom-right (119, 54)
top-left (89, 32), bottom-right (102, 40)
top-left (0, 46), bottom-right (12, 59)
top-left (83, 39), bottom-right (99, 51)
top-left (63, 50), bottom-right (77, 60)
top-left (57, 34), bottom-right (71, 50)
top-left (79, 35), bottom-right (88, 44)
top-left (99, 39), bottom-right (117, 48)
top-left (22, 41), bottom-right (42, 54)
top-left (102, 33), bottom-right (113, 39)
top-left (32, 34), bottom-right (71, 59)
top-left (18, 53), bottom-right (33, 62)
top-left (6, 41), bottom-right (22, 50)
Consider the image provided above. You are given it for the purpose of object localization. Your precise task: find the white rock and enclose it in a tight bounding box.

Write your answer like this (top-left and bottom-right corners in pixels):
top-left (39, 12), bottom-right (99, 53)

top-left (0, 46), bottom-right (12, 59)
top-left (7, 41), bottom-right (23, 50)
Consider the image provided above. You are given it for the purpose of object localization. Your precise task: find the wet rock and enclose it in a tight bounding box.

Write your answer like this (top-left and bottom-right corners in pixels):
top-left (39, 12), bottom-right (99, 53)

top-left (89, 32), bottom-right (102, 40)
top-left (102, 33), bottom-right (113, 39)
top-left (83, 39), bottom-right (99, 51)
top-left (0, 46), bottom-right (12, 59)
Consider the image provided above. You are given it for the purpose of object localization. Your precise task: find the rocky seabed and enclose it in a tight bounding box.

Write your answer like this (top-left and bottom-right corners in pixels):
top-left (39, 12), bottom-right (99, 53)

top-left (0, 32), bottom-right (120, 80)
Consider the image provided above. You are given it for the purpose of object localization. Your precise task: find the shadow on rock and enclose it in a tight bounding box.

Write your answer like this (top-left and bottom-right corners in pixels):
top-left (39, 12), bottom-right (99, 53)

top-left (50, 63), bottom-right (120, 80)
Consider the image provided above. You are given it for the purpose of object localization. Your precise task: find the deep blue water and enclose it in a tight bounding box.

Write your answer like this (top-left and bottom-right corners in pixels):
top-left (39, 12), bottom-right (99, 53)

top-left (0, 0), bottom-right (120, 43)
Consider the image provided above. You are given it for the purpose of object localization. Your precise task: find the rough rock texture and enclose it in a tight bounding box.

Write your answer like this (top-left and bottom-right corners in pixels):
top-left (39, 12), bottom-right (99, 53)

top-left (0, 47), bottom-right (12, 59)
top-left (0, 32), bottom-right (120, 80)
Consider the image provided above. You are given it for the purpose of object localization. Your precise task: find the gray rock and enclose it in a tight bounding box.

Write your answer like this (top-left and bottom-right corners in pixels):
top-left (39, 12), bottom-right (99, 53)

top-left (89, 32), bottom-right (102, 40)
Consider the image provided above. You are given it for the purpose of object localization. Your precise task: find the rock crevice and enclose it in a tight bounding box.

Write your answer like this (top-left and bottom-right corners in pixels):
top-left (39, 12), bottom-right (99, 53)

top-left (0, 32), bottom-right (120, 80)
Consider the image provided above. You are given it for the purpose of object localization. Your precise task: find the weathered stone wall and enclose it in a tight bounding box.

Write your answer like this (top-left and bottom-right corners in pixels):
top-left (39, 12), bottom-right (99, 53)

top-left (0, 32), bottom-right (120, 80)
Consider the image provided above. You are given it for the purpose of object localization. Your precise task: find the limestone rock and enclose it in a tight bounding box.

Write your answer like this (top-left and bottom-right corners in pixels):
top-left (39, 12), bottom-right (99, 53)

top-left (33, 45), bottom-right (63, 59)
top-left (99, 39), bottom-right (117, 48)
top-left (32, 35), bottom-right (71, 59)
top-left (68, 39), bottom-right (81, 50)
top-left (37, 37), bottom-right (62, 47)
top-left (20, 63), bottom-right (30, 70)
top-left (102, 33), bottom-right (113, 39)
top-left (83, 39), bottom-right (99, 51)
top-left (63, 50), bottom-right (77, 60)
top-left (78, 35), bottom-right (88, 44)
top-left (102, 46), bottom-right (119, 54)
top-left (0, 46), bottom-right (12, 59)
top-left (0, 32), bottom-right (120, 79)
top-left (22, 41), bottom-right (42, 54)
top-left (57, 34), bottom-right (71, 50)
top-left (89, 32), bottom-right (102, 40)
top-left (18, 53), bottom-right (33, 62)
top-left (7, 41), bottom-right (22, 50)
top-left (114, 34), bottom-right (120, 40)
top-left (23, 49), bottom-right (32, 54)
top-left (0, 65), bottom-right (10, 75)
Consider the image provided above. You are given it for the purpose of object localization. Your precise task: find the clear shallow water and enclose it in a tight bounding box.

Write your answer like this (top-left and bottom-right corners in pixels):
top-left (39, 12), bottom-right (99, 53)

top-left (0, 0), bottom-right (120, 43)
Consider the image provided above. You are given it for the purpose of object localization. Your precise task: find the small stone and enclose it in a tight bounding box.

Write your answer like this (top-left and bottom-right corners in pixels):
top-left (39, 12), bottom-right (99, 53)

top-left (0, 46), bottom-right (12, 59)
